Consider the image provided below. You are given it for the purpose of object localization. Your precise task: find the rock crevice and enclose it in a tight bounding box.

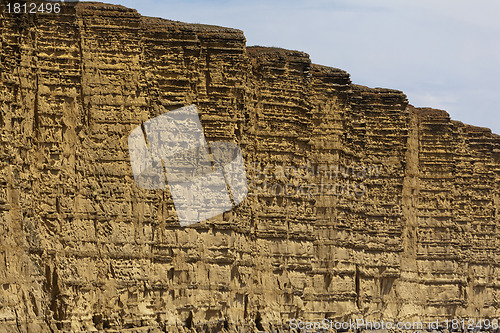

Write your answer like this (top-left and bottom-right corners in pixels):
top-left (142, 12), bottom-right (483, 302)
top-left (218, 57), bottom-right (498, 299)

top-left (0, 2), bottom-right (499, 332)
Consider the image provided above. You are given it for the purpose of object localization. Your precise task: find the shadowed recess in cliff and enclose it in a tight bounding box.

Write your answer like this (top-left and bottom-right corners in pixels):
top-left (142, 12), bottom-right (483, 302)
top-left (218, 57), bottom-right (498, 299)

top-left (0, 1), bottom-right (499, 332)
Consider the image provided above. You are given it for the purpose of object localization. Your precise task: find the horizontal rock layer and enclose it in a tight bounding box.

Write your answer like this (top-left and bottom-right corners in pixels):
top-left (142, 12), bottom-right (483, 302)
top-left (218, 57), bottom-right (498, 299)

top-left (0, 2), bottom-right (499, 332)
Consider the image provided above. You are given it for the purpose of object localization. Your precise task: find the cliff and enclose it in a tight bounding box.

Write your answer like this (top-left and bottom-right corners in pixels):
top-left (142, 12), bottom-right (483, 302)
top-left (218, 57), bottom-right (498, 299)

top-left (0, 2), bottom-right (499, 332)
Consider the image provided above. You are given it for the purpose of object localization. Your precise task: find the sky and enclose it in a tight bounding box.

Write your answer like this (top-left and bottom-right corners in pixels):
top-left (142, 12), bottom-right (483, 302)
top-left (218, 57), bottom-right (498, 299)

top-left (85, 0), bottom-right (500, 135)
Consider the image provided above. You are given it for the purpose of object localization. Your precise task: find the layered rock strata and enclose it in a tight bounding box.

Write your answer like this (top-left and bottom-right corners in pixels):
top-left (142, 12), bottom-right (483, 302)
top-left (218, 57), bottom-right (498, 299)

top-left (0, 2), bottom-right (499, 332)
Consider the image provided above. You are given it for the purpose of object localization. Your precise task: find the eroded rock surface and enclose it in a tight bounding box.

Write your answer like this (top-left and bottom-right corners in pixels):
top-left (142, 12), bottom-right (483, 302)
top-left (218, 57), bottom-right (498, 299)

top-left (0, 2), bottom-right (499, 332)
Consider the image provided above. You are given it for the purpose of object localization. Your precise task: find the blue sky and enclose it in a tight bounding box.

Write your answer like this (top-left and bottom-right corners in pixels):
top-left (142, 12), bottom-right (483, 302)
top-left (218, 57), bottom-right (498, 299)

top-left (87, 0), bottom-right (500, 134)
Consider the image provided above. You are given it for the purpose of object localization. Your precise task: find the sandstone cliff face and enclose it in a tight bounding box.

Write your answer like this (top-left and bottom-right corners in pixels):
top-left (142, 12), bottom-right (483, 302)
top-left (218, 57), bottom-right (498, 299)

top-left (0, 2), bottom-right (499, 332)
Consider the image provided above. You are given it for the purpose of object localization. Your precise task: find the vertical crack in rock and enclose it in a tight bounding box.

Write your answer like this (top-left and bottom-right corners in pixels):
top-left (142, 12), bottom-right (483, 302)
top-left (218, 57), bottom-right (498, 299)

top-left (0, 1), bottom-right (499, 332)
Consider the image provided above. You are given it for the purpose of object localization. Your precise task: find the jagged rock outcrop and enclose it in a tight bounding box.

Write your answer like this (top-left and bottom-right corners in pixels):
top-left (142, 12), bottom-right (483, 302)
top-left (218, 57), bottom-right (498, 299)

top-left (0, 2), bottom-right (499, 332)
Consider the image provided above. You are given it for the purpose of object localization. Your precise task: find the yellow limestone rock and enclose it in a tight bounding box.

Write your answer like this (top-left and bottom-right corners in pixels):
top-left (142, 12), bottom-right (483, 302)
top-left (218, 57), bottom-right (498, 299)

top-left (0, 2), bottom-right (499, 332)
